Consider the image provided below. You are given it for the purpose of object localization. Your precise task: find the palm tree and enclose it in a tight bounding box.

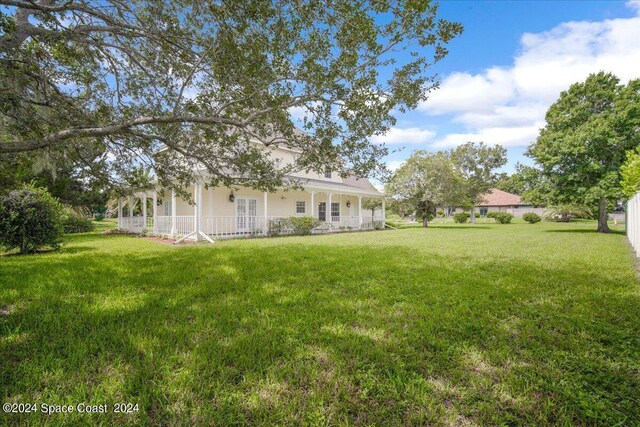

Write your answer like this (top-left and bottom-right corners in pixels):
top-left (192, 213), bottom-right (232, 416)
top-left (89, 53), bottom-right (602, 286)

top-left (544, 204), bottom-right (592, 222)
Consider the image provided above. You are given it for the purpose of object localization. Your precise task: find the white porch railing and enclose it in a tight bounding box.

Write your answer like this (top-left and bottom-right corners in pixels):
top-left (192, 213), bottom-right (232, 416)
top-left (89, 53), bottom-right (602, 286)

top-left (361, 217), bottom-right (385, 230)
top-left (119, 217), bottom-right (146, 232)
top-left (154, 216), bottom-right (172, 235)
top-left (120, 215), bottom-right (387, 240)
top-left (203, 216), bottom-right (267, 238)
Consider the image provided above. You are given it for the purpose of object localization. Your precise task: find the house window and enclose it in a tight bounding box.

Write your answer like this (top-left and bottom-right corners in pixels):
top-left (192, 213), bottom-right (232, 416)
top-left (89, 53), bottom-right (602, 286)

top-left (331, 202), bottom-right (340, 220)
top-left (479, 207), bottom-right (488, 217)
top-left (296, 201), bottom-right (305, 214)
top-left (324, 168), bottom-right (332, 179)
top-left (164, 199), bottom-right (172, 216)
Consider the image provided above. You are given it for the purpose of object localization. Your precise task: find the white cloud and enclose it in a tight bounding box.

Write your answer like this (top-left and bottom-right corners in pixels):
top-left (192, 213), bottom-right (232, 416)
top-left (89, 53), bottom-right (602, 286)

top-left (289, 101), bottom-right (322, 123)
top-left (421, 67), bottom-right (514, 115)
top-left (370, 127), bottom-right (435, 145)
top-left (432, 122), bottom-right (545, 149)
top-left (421, 13), bottom-right (640, 148)
top-left (455, 103), bottom-right (548, 128)
top-left (627, 1), bottom-right (640, 14)
top-left (386, 160), bottom-right (405, 171)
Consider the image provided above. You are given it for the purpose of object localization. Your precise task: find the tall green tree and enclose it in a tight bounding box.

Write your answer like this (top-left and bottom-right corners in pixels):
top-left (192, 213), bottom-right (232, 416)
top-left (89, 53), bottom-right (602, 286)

top-left (527, 72), bottom-right (640, 233)
top-left (494, 172), bottom-right (524, 195)
top-left (449, 142), bottom-right (507, 224)
top-left (386, 151), bottom-right (465, 227)
top-left (0, 154), bottom-right (108, 215)
top-left (0, 0), bottom-right (462, 195)
top-left (620, 147), bottom-right (640, 198)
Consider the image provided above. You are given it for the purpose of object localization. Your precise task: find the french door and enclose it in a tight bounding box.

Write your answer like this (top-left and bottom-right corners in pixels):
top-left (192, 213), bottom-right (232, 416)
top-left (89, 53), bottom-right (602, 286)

top-left (318, 202), bottom-right (326, 221)
top-left (236, 197), bottom-right (257, 231)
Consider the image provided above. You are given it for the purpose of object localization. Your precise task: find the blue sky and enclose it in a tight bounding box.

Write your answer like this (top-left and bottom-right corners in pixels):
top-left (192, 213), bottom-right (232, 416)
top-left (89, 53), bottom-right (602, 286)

top-left (375, 0), bottom-right (640, 175)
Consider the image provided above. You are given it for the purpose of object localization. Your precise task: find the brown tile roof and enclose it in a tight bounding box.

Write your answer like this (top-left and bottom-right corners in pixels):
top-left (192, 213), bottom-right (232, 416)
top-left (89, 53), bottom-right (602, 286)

top-left (478, 188), bottom-right (524, 207)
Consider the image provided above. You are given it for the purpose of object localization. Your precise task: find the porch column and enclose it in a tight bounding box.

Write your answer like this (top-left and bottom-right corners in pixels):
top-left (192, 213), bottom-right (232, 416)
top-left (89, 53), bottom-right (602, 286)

top-left (152, 190), bottom-right (157, 233)
top-left (117, 198), bottom-right (123, 228)
top-left (328, 193), bottom-right (332, 222)
top-left (128, 196), bottom-right (134, 220)
top-left (382, 197), bottom-right (386, 226)
top-left (208, 187), bottom-right (214, 217)
top-left (358, 195), bottom-right (362, 227)
top-left (142, 192), bottom-right (147, 230)
top-left (310, 191), bottom-right (315, 218)
top-left (194, 182), bottom-right (202, 240)
top-left (170, 189), bottom-right (177, 236)
top-left (263, 191), bottom-right (268, 235)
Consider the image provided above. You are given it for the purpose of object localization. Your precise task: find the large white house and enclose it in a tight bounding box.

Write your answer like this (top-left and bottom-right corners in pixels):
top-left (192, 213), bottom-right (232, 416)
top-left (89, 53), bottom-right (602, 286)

top-left (117, 144), bottom-right (386, 241)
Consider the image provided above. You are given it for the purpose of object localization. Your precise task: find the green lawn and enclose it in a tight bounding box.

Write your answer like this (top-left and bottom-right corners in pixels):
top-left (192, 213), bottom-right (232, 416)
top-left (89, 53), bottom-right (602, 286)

top-left (1, 221), bottom-right (639, 426)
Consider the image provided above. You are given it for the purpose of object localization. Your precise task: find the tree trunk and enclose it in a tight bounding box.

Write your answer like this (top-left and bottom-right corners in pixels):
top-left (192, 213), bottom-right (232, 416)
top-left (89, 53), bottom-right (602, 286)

top-left (470, 207), bottom-right (476, 224)
top-left (597, 197), bottom-right (611, 233)
top-left (422, 216), bottom-right (428, 227)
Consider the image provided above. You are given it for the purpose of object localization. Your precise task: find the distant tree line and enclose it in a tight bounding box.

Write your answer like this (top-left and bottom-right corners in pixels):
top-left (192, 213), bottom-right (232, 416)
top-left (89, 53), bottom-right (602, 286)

top-left (386, 72), bottom-right (640, 233)
top-left (385, 142), bottom-right (507, 226)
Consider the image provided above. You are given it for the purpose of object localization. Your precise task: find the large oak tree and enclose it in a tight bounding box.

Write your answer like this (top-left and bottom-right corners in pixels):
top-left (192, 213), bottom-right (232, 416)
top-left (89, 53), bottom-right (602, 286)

top-left (527, 72), bottom-right (640, 233)
top-left (0, 0), bottom-right (462, 195)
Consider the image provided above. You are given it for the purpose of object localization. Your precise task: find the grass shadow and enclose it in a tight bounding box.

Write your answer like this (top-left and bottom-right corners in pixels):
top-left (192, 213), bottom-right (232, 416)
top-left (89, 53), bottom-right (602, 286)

top-left (545, 228), bottom-right (625, 235)
top-left (429, 225), bottom-right (492, 230)
top-left (1, 229), bottom-right (639, 425)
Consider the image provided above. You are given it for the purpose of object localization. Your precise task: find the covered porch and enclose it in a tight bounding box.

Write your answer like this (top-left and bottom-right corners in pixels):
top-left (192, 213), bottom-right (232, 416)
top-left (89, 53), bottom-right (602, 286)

top-left (117, 182), bottom-right (385, 241)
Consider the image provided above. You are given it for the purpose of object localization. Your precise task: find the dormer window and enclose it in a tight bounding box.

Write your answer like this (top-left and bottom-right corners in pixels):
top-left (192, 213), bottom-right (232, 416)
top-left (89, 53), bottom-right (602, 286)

top-left (324, 167), bottom-right (332, 179)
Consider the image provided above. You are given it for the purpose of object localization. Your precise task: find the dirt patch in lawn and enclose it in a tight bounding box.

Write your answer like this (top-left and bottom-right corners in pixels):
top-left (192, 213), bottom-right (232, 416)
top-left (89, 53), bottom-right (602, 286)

top-left (142, 236), bottom-right (197, 245)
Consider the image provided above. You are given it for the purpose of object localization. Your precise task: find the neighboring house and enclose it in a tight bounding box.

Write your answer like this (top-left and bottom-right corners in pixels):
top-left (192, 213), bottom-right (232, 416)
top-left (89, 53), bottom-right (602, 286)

top-left (446, 188), bottom-right (545, 218)
top-left (117, 143), bottom-right (385, 241)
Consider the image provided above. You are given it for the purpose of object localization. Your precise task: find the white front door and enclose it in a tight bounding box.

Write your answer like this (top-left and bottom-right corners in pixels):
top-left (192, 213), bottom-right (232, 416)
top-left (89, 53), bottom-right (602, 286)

top-left (236, 197), bottom-right (257, 231)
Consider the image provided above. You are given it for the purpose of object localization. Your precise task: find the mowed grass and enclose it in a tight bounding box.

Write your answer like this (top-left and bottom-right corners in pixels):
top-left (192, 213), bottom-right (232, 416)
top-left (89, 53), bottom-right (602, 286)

top-left (1, 221), bottom-right (639, 426)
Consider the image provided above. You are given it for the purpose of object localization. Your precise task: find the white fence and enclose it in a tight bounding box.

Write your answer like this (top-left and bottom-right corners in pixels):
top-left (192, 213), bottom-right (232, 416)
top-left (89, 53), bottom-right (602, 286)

top-left (119, 215), bottom-right (386, 240)
top-left (627, 192), bottom-right (640, 257)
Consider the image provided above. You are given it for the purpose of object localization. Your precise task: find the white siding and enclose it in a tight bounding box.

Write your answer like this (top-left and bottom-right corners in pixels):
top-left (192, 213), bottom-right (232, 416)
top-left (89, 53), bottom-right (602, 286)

top-left (627, 192), bottom-right (640, 257)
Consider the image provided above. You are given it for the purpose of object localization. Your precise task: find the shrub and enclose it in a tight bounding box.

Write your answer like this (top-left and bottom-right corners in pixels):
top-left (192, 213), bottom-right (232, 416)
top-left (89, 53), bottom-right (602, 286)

top-left (522, 212), bottom-right (542, 224)
top-left (270, 217), bottom-right (321, 236)
top-left (289, 216), bottom-right (321, 235)
top-left (436, 210), bottom-right (444, 217)
top-left (63, 214), bottom-right (95, 233)
top-left (493, 212), bottom-right (514, 224)
top-left (94, 213), bottom-right (105, 221)
top-left (268, 218), bottom-right (291, 236)
top-left (486, 211), bottom-right (500, 219)
top-left (453, 212), bottom-right (470, 223)
top-left (0, 186), bottom-right (65, 254)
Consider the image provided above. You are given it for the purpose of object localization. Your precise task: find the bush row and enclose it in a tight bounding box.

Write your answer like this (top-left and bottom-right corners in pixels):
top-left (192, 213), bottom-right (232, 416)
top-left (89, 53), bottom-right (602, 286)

top-left (269, 216), bottom-right (322, 236)
top-left (453, 211), bottom-right (516, 224)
